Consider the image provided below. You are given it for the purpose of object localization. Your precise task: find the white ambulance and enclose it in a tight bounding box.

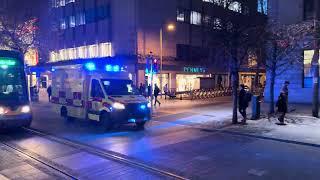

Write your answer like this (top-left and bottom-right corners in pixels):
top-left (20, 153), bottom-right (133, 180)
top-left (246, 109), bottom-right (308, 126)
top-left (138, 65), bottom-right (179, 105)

top-left (51, 62), bottom-right (151, 130)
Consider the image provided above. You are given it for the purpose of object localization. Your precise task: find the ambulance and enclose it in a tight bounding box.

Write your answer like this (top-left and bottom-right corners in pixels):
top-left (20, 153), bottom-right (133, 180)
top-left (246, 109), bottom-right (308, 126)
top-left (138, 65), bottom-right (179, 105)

top-left (51, 62), bottom-right (151, 130)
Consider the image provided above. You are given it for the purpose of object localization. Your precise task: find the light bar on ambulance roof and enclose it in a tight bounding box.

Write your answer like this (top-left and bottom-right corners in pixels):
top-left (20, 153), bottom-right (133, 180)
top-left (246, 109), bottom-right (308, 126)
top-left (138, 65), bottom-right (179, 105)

top-left (84, 62), bottom-right (96, 71)
top-left (105, 64), bottom-right (126, 72)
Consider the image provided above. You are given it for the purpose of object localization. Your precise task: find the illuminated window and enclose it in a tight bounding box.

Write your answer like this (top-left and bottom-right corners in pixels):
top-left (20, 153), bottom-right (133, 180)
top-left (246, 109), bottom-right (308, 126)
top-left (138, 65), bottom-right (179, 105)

top-left (303, 50), bottom-right (320, 88)
top-left (99, 43), bottom-right (112, 57)
top-left (59, 49), bottom-right (67, 60)
top-left (76, 13), bottom-right (86, 26)
top-left (258, 0), bottom-right (268, 15)
top-left (50, 51), bottom-right (59, 62)
top-left (69, 16), bottom-right (76, 28)
top-left (78, 46), bottom-right (87, 59)
top-left (68, 48), bottom-right (77, 59)
top-left (228, 1), bottom-right (242, 13)
top-left (190, 11), bottom-right (201, 25)
top-left (177, 9), bottom-right (185, 22)
top-left (88, 45), bottom-right (98, 58)
top-left (24, 49), bottom-right (39, 66)
top-left (213, 18), bottom-right (222, 30)
top-left (60, 18), bottom-right (66, 30)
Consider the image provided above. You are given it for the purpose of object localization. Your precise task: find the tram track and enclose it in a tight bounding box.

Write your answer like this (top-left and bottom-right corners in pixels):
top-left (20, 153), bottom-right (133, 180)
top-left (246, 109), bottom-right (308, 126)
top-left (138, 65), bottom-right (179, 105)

top-left (0, 140), bottom-right (78, 179)
top-left (21, 127), bottom-right (189, 180)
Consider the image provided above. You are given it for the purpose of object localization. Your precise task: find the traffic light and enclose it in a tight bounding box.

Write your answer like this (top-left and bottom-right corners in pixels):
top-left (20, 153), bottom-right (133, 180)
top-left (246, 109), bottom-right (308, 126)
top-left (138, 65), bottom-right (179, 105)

top-left (153, 59), bottom-right (159, 73)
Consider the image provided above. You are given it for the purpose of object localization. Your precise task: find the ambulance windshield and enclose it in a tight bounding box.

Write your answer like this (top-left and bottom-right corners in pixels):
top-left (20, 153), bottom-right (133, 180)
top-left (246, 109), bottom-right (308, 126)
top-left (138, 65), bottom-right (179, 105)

top-left (102, 79), bottom-right (140, 96)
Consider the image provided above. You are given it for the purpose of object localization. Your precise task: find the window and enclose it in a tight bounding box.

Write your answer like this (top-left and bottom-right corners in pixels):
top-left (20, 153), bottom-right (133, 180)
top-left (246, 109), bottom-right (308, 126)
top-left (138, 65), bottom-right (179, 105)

top-left (69, 16), bottom-right (76, 28)
top-left (213, 18), bottom-right (222, 30)
top-left (203, 15), bottom-right (211, 26)
top-left (60, 18), bottom-right (66, 30)
top-left (99, 43), bottom-right (112, 57)
top-left (50, 51), bottom-right (59, 62)
top-left (88, 45), bottom-right (98, 58)
top-left (258, 0), bottom-right (268, 14)
top-left (228, 1), bottom-right (242, 13)
top-left (102, 79), bottom-right (139, 96)
top-left (76, 13), bottom-right (86, 26)
top-left (190, 11), bottom-right (201, 25)
top-left (303, 50), bottom-right (319, 88)
top-left (68, 48), bottom-right (77, 59)
top-left (78, 46), bottom-right (87, 59)
top-left (91, 79), bottom-right (104, 98)
top-left (177, 9), bottom-right (186, 22)
top-left (59, 49), bottom-right (67, 60)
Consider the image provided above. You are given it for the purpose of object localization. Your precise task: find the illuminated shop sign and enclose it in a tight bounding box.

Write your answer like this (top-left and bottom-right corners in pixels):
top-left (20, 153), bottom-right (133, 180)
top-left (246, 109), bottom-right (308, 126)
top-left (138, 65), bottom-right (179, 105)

top-left (183, 67), bottom-right (207, 73)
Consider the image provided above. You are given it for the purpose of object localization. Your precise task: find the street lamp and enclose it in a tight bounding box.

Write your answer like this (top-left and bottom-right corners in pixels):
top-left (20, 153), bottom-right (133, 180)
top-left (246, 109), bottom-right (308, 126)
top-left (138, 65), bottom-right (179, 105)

top-left (160, 23), bottom-right (175, 96)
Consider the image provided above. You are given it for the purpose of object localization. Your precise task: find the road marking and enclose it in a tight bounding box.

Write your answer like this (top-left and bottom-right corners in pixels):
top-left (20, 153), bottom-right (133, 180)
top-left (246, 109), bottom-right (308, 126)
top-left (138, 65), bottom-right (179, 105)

top-left (248, 169), bottom-right (267, 176)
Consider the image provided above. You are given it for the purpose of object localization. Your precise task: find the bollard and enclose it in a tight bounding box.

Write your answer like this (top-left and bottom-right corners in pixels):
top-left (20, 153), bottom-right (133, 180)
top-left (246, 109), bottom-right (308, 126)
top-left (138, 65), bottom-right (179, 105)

top-left (251, 95), bottom-right (261, 120)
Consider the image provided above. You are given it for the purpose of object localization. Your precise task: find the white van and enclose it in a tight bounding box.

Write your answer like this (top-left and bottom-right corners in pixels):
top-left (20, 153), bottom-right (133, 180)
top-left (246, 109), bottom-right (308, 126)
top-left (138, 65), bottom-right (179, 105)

top-left (51, 63), bottom-right (151, 130)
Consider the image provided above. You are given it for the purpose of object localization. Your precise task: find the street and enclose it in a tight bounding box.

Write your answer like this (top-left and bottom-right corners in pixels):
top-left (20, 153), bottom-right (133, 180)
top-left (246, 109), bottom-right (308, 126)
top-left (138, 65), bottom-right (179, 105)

top-left (1, 97), bottom-right (320, 179)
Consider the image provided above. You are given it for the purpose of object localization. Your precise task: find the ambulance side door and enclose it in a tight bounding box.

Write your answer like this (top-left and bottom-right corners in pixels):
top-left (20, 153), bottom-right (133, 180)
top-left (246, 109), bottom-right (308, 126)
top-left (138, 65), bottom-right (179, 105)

top-left (88, 79), bottom-right (105, 116)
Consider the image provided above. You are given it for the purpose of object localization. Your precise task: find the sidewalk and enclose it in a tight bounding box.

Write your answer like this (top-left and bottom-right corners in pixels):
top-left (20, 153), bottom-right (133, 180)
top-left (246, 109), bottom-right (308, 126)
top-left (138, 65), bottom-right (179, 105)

top-left (225, 103), bottom-right (320, 146)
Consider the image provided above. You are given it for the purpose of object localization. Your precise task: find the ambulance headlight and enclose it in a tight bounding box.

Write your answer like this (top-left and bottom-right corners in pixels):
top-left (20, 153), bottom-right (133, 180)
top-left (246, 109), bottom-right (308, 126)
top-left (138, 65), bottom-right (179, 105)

top-left (21, 105), bottom-right (31, 113)
top-left (113, 102), bottom-right (125, 110)
top-left (147, 102), bottom-right (151, 108)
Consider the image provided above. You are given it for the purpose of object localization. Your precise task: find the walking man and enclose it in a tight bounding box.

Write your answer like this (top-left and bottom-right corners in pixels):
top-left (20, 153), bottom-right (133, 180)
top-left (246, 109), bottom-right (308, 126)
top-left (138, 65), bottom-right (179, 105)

top-left (238, 84), bottom-right (250, 124)
top-left (154, 84), bottom-right (161, 107)
top-left (47, 85), bottom-right (52, 102)
top-left (163, 84), bottom-right (168, 100)
top-left (276, 92), bottom-right (287, 125)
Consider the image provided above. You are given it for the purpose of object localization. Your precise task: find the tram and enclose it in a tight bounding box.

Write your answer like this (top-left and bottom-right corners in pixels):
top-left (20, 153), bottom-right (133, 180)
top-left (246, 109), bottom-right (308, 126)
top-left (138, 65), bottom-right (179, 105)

top-left (0, 50), bottom-right (32, 128)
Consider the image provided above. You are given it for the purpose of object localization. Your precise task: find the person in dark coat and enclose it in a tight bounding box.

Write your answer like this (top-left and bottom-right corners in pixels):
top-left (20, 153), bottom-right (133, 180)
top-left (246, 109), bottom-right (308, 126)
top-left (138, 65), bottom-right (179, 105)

top-left (147, 84), bottom-right (152, 98)
top-left (139, 83), bottom-right (144, 95)
top-left (47, 85), bottom-right (52, 102)
top-left (238, 84), bottom-right (249, 124)
top-left (154, 84), bottom-right (161, 107)
top-left (276, 92), bottom-right (287, 125)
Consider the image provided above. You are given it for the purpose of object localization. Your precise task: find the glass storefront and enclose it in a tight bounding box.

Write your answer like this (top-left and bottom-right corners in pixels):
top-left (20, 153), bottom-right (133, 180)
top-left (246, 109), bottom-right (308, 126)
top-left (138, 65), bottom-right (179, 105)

top-left (176, 74), bottom-right (209, 92)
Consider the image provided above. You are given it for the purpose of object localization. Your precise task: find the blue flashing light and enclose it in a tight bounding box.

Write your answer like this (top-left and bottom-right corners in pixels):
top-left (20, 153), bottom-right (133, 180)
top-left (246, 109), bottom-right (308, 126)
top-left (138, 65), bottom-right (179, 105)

top-left (51, 68), bottom-right (56, 72)
top-left (113, 65), bottom-right (120, 72)
top-left (140, 104), bottom-right (147, 110)
top-left (85, 62), bottom-right (96, 71)
top-left (128, 118), bottom-right (136, 123)
top-left (106, 64), bottom-right (113, 72)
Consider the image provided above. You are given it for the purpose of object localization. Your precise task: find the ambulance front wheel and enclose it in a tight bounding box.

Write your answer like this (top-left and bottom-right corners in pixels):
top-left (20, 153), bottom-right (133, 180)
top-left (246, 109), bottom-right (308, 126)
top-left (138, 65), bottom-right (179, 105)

top-left (100, 112), bottom-right (113, 131)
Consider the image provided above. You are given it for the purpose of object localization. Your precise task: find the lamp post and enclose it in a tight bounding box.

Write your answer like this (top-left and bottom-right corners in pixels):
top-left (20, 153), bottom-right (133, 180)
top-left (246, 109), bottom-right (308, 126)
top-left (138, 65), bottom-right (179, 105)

top-left (159, 23), bottom-right (175, 97)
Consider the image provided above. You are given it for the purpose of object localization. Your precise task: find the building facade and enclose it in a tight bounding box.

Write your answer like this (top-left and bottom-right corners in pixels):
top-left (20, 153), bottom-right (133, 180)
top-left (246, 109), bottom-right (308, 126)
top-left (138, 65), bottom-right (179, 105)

top-left (265, 0), bottom-right (319, 103)
top-left (44, 0), bottom-right (266, 92)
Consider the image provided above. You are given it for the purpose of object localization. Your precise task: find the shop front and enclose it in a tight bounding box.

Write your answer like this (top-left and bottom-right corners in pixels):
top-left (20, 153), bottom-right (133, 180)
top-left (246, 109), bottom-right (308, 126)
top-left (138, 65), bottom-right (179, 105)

top-left (239, 72), bottom-right (266, 89)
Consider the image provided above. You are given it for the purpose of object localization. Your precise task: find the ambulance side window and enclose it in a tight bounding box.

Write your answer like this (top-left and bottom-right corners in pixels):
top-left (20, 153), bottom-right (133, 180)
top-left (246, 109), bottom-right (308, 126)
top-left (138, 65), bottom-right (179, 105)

top-left (91, 79), bottom-right (104, 98)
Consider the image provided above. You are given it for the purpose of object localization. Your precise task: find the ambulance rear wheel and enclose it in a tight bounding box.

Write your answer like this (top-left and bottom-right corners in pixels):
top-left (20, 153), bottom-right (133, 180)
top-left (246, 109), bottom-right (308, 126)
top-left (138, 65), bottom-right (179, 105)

top-left (100, 112), bottom-right (113, 131)
top-left (136, 122), bottom-right (146, 130)
top-left (61, 107), bottom-right (73, 122)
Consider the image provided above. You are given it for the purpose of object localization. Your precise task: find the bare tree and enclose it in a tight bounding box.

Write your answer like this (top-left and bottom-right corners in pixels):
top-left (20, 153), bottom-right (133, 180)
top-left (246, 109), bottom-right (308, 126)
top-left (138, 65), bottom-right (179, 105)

top-left (312, 0), bottom-right (320, 117)
top-left (264, 22), bottom-right (312, 114)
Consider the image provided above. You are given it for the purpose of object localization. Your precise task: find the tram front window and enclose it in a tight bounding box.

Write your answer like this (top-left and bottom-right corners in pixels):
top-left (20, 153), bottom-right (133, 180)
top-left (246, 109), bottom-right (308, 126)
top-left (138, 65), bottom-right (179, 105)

top-left (0, 67), bottom-right (28, 105)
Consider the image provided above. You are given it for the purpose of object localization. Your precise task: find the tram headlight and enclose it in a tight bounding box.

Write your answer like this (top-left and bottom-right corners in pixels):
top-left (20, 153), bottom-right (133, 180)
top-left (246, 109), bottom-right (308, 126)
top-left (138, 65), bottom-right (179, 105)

top-left (112, 102), bottom-right (125, 110)
top-left (0, 107), bottom-right (5, 115)
top-left (21, 105), bottom-right (31, 113)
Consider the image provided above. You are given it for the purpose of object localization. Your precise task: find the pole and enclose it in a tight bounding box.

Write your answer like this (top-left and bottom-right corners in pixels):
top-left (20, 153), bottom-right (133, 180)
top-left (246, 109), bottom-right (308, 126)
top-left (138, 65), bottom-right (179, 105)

top-left (312, 0), bottom-right (320, 117)
top-left (150, 53), bottom-right (154, 112)
top-left (160, 28), bottom-right (163, 98)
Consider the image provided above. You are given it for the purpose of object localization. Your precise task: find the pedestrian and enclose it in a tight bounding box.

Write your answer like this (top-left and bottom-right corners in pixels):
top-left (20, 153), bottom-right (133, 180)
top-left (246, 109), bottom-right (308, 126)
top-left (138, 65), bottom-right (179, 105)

top-left (281, 81), bottom-right (290, 104)
top-left (217, 75), bottom-right (223, 90)
top-left (47, 85), bottom-right (52, 102)
top-left (147, 84), bottom-right (152, 98)
top-left (154, 84), bottom-right (161, 107)
top-left (276, 92), bottom-right (287, 125)
top-left (238, 84), bottom-right (251, 124)
top-left (139, 83), bottom-right (144, 95)
top-left (163, 84), bottom-right (168, 100)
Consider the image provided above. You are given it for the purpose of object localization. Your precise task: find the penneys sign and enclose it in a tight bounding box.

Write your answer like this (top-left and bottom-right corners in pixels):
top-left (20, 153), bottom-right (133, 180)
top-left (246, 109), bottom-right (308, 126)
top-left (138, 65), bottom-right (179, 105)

top-left (183, 66), bottom-right (207, 73)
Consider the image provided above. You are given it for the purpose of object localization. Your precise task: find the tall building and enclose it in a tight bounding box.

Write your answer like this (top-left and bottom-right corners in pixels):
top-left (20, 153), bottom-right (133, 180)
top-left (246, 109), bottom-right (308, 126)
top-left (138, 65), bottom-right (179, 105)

top-left (45, 0), bottom-right (266, 92)
top-left (265, 0), bottom-right (318, 103)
